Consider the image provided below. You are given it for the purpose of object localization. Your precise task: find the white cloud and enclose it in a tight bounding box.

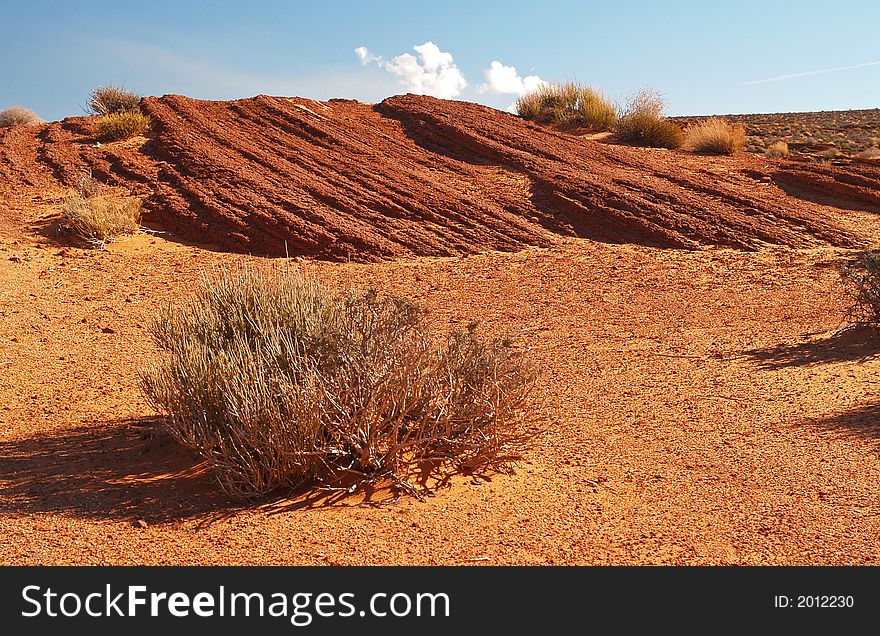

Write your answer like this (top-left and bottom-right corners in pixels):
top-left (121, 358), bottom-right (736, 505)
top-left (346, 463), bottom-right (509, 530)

top-left (479, 61), bottom-right (546, 96)
top-left (354, 42), bottom-right (467, 99)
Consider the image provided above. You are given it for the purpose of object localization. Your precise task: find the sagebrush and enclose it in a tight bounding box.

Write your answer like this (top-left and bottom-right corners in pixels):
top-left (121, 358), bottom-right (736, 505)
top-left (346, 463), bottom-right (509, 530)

top-left (140, 267), bottom-right (536, 498)
top-left (684, 117), bottom-right (746, 155)
top-left (62, 194), bottom-right (142, 246)
top-left (0, 106), bottom-right (43, 128)
top-left (516, 82), bottom-right (616, 131)
top-left (97, 111), bottom-right (151, 141)
top-left (89, 84), bottom-right (141, 116)
top-left (840, 251), bottom-right (880, 328)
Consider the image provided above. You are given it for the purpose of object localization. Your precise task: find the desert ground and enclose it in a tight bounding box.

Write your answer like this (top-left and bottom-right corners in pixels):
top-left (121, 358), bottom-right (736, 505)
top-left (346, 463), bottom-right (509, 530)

top-left (673, 108), bottom-right (880, 161)
top-left (1, 95), bottom-right (880, 565)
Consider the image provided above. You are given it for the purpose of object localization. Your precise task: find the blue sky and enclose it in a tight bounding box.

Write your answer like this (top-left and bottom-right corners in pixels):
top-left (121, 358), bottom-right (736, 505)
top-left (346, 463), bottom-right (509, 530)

top-left (3, 0), bottom-right (879, 121)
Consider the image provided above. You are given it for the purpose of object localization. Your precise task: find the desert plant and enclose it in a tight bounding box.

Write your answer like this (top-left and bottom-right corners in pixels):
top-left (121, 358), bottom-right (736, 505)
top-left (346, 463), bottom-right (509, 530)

top-left (96, 111), bottom-right (151, 141)
top-left (613, 88), bottom-right (682, 149)
top-left (62, 194), bottom-right (142, 246)
top-left (140, 267), bottom-right (536, 497)
top-left (516, 82), bottom-right (616, 131)
top-left (840, 251), bottom-right (880, 328)
top-left (618, 87), bottom-right (666, 119)
top-left (614, 113), bottom-right (684, 149)
top-left (816, 147), bottom-right (841, 162)
top-left (0, 106), bottom-right (44, 128)
top-left (765, 141), bottom-right (790, 158)
top-left (88, 84), bottom-right (141, 116)
top-left (684, 117), bottom-right (746, 154)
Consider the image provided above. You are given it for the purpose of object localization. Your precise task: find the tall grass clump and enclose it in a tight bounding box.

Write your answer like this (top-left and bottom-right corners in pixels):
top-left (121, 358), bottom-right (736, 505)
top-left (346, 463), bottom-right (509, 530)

top-left (516, 82), bottom-right (616, 131)
top-left (62, 194), bottom-right (142, 246)
top-left (88, 84), bottom-right (141, 116)
top-left (840, 251), bottom-right (880, 328)
top-left (96, 111), bottom-right (151, 141)
top-left (765, 140), bottom-right (790, 158)
top-left (140, 268), bottom-right (537, 498)
top-left (684, 117), bottom-right (746, 155)
top-left (613, 88), bottom-right (683, 149)
top-left (0, 106), bottom-right (44, 128)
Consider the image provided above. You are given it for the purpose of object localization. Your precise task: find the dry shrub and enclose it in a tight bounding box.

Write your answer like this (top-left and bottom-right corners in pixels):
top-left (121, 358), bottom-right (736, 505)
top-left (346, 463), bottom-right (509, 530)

top-left (816, 147), bottom-right (841, 162)
top-left (73, 169), bottom-right (101, 198)
top-left (516, 82), bottom-right (616, 131)
top-left (96, 111), bottom-right (151, 141)
top-left (140, 267), bottom-right (536, 498)
top-left (0, 106), bottom-right (44, 128)
top-left (89, 84), bottom-right (141, 116)
top-left (62, 194), bottom-right (142, 246)
top-left (684, 117), bottom-right (746, 154)
top-left (765, 141), bottom-right (790, 158)
top-left (613, 88), bottom-right (682, 149)
top-left (855, 146), bottom-right (880, 162)
top-left (618, 87), bottom-right (666, 119)
top-left (840, 251), bottom-right (880, 328)
top-left (614, 113), bottom-right (683, 149)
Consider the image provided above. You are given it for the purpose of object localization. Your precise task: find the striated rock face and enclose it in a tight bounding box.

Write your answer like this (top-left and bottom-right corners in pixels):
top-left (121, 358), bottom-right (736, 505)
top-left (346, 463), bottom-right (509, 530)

top-left (3, 93), bottom-right (879, 259)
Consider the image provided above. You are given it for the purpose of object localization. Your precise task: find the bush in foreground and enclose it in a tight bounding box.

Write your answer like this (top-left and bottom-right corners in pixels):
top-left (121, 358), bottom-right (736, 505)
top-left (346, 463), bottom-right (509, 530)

top-left (140, 267), bottom-right (537, 498)
top-left (96, 111), bottom-right (151, 141)
top-left (684, 117), bottom-right (746, 155)
top-left (88, 84), bottom-right (141, 116)
top-left (765, 141), bottom-right (789, 158)
top-left (0, 106), bottom-right (44, 128)
top-left (613, 88), bottom-right (683, 149)
top-left (839, 251), bottom-right (880, 328)
top-left (516, 82), bottom-right (617, 131)
top-left (62, 194), bottom-right (142, 246)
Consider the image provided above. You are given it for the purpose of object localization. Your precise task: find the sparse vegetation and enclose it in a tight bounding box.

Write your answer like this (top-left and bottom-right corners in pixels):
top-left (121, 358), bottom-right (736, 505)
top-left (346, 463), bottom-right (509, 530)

top-left (684, 117), bottom-right (746, 155)
top-left (816, 147), bottom-right (841, 162)
top-left (62, 194), bottom-right (142, 246)
top-left (0, 106), bottom-right (44, 128)
top-left (840, 251), bottom-right (880, 328)
top-left (88, 84), bottom-right (141, 116)
top-left (96, 111), bottom-right (151, 141)
top-left (765, 141), bottom-right (790, 158)
top-left (140, 267), bottom-right (536, 498)
top-left (619, 88), bottom-right (666, 119)
top-left (516, 82), bottom-right (617, 131)
top-left (615, 114), bottom-right (684, 149)
top-left (613, 88), bottom-right (683, 149)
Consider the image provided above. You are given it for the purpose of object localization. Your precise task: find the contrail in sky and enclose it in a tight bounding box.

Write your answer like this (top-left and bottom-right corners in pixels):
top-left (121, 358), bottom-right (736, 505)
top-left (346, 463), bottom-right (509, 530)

top-left (740, 60), bottom-right (880, 85)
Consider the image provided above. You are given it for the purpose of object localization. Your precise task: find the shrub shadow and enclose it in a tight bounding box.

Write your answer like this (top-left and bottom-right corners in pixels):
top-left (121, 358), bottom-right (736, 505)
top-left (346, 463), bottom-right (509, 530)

top-left (260, 458), bottom-right (497, 515)
top-left (742, 326), bottom-right (880, 370)
top-left (802, 403), bottom-right (880, 444)
top-left (0, 418), bottom-right (503, 523)
top-left (0, 418), bottom-right (237, 525)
